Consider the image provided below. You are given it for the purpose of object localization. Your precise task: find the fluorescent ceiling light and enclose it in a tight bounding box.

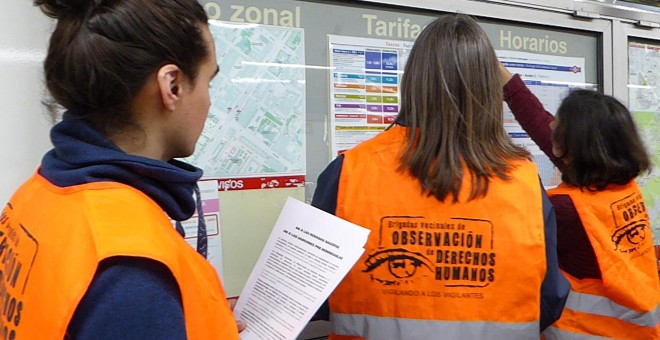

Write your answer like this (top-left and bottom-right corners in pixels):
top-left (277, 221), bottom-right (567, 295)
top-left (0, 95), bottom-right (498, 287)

top-left (0, 48), bottom-right (45, 63)
top-left (241, 61), bottom-right (334, 70)
top-left (627, 84), bottom-right (656, 89)
top-left (209, 21), bottom-right (259, 29)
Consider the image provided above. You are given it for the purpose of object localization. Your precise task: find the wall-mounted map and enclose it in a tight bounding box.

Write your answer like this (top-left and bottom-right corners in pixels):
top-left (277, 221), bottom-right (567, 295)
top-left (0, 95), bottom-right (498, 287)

top-left (186, 21), bottom-right (306, 178)
top-left (629, 41), bottom-right (660, 240)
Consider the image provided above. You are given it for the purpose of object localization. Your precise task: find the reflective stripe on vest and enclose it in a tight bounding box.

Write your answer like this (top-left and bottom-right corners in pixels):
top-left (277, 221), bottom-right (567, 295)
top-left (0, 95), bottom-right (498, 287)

top-left (565, 290), bottom-right (660, 328)
top-left (332, 312), bottom-right (539, 339)
top-left (330, 125), bottom-right (545, 339)
top-left (543, 326), bottom-right (611, 340)
top-left (0, 173), bottom-right (239, 339)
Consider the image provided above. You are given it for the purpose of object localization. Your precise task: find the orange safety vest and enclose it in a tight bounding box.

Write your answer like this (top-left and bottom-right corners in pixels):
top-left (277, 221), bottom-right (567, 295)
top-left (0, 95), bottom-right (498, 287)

top-left (544, 182), bottom-right (660, 339)
top-left (330, 126), bottom-right (546, 339)
top-left (0, 173), bottom-right (239, 339)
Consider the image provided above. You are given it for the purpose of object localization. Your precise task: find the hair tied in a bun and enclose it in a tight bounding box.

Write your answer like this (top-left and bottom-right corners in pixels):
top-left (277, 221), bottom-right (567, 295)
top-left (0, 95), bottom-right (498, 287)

top-left (34, 0), bottom-right (100, 19)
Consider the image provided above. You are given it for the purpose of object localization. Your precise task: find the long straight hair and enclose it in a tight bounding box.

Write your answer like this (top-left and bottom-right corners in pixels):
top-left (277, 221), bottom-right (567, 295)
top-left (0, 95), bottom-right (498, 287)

top-left (394, 14), bottom-right (529, 202)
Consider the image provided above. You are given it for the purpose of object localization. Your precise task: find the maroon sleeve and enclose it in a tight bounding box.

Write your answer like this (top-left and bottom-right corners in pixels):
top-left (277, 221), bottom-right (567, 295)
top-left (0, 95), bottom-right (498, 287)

top-left (503, 75), bottom-right (601, 279)
top-left (550, 194), bottom-right (602, 279)
top-left (503, 74), bottom-right (564, 171)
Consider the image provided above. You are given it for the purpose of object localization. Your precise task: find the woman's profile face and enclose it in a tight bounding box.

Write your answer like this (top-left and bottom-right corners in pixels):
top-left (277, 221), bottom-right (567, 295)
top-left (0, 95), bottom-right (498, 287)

top-left (170, 25), bottom-right (219, 159)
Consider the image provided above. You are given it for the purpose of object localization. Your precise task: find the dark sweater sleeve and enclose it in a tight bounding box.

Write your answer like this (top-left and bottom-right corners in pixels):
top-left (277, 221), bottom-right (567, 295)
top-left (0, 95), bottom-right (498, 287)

top-left (311, 155), bottom-right (344, 215)
top-left (539, 183), bottom-right (570, 331)
top-left (309, 155), bottom-right (344, 321)
top-left (67, 256), bottom-right (187, 340)
top-left (503, 74), bottom-right (564, 171)
top-left (503, 74), bottom-right (602, 280)
top-left (550, 194), bottom-right (602, 279)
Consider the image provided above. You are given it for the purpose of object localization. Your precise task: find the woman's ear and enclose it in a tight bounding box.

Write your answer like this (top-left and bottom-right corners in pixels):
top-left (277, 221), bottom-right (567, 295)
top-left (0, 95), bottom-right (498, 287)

top-left (157, 64), bottom-right (182, 111)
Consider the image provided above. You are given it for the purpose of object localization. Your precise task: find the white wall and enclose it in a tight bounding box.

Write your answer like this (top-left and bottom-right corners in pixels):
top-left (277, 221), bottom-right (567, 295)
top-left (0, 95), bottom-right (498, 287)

top-left (0, 2), bottom-right (54, 203)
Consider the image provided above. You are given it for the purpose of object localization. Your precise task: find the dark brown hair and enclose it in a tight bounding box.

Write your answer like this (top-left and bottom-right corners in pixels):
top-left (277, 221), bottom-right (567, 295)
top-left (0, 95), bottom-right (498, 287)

top-left (34, 0), bottom-right (209, 134)
top-left (553, 89), bottom-right (651, 190)
top-left (394, 14), bottom-right (529, 202)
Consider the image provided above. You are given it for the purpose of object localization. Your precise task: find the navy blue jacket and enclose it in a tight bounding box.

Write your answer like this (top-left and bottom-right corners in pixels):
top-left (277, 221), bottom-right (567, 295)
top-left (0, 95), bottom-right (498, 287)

top-left (40, 113), bottom-right (199, 339)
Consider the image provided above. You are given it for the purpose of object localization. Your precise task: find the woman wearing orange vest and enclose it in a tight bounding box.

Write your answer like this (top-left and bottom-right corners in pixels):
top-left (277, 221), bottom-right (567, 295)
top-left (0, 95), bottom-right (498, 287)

top-left (312, 14), bottom-right (569, 339)
top-left (0, 0), bottom-right (241, 338)
top-left (501, 64), bottom-right (660, 338)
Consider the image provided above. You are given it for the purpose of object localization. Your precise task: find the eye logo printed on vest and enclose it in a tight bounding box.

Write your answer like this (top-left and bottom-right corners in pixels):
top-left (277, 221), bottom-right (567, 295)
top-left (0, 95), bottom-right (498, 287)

top-left (364, 216), bottom-right (496, 287)
top-left (610, 193), bottom-right (650, 254)
top-left (363, 248), bottom-right (433, 285)
top-left (611, 220), bottom-right (647, 252)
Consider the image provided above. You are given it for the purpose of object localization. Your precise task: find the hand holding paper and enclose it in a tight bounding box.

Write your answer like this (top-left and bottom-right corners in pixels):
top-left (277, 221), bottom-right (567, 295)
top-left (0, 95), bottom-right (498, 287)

top-left (232, 197), bottom-right (370, 340)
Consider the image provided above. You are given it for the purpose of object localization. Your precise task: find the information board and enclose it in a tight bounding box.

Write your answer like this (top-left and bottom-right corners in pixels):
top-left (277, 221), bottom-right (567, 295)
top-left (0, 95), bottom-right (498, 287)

top-left (629, 40), bottom-right (660, 240)
top-left (499, 50), bottom-right (589, 188)
top-left (328, 35), bottom-right (412, 156)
